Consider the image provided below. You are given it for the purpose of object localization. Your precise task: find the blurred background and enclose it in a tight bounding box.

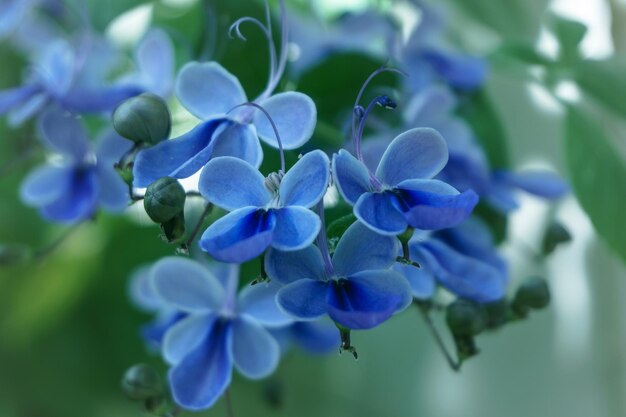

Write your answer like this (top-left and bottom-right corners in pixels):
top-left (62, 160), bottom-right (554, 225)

top-left (1, 0), bottom-right (626, 416)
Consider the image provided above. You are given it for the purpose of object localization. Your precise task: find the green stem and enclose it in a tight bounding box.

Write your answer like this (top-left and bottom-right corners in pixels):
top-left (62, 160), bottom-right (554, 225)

top-left (183, 203), bottom-right (213, 249)
top-left (415, 302), bottom-right (461, 372)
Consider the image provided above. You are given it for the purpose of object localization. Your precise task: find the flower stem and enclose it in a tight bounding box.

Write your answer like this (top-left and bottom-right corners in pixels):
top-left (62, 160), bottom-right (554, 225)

top-left (183, 202), bottom-right (213, 249)
top-left (315, 201), bottom-right (334, 277)
top-left (415, 301), bottom-right (461, 372)
top-left (224, 388), bottom-right (235, 417)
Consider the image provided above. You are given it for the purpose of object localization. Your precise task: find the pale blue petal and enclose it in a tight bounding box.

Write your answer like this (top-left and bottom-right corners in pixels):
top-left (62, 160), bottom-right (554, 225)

top-left (20, 165), bottom-right (71, 206)
top-left (163, 313), bottom-right (216, 365)
top-left (360, 138), bottom-right (388, 174)
top-left (393, 263), bottom-right (436, 300)
top-left (419, 240), bottom-right (505, 302)
top-left (422, 49), bottom-right (488, 91)
top-left (199, 207), bottom-right (276, 263)
top-left (97, 163), bottom-right (129, 212)
top-left (354, 192), bottom-right (407, 235)
top-left (393, 179), bottom-right (478, 230)
top-left (152, 257), bottom-right (225, 313)
top-left (37, 107), bottom-right (89, 160)
top-left (332, 221), bottom-right (399, 277)
top-left (39, 168), bottom-right (99, 223)
top-left (232, 317), bottom-right (280, 379)
top-left (169, 321), bottom-right (232, 410)
top-left (264, 245), bottom-right (326, 285)
top-left (271, 206), bottom-right (321, 251)
top-left (212, 122), bottom-right (263, 168)
top-left (255, 92), bottom-right (316, 149)
top-left (291, 320), bottom-right (340, 354)
top-left (35, 39), bottom-right (75, 97)
top-left (279, 150), bottom-right (329, 207)
top-left (95, 129), bottom-right (134, 162)
top-left (332, 149), bottom-right (371, 205)
top-left (276, 279), bottom-right (329, 320)
top-left (238, 281), bottom-right (293, 328)
top-left (133, 118), bottom-right (225, 188)
top-left (376, 128), bottom-right (448, 186)
top-left (8, 92), bottom-right (47, 126)
top-left (0, 85), bottom-right (38, 115)
top-left (128, 265), bottom-right (161, 312)
top-left (327, 270), bottom-right (412, 330)
top-left (176, 62), bottom-right (246, 119)
top-left (496, 170), bottom-right (569, 199)
top-left (199, 156), bottom-right (271, 211)
top-left (135, 28), bottom-right (174, 97)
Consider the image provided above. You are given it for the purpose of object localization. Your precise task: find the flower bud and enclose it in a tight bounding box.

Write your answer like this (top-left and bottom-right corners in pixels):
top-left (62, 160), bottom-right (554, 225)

top-left (144, 177), bottom-right (186, 223)
top-left (446, 299), bottom-right (486, 336)
top-left (121, 364), bottom-right (163, 402)
top-left (513, 276), bottom-right (550, 313)
top-left (541, 221), bottom-right (571, 255)
top-left (113, 93), bottom-right (171, 145)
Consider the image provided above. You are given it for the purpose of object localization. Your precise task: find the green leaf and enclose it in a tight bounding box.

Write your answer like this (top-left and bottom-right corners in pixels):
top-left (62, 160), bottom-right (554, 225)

top-left (326, 213), bottom-right (356, 242)
top-left (575, 58), bottom-right (626, 118)
top-left (458, 89), bottom-right (511, 169)
top-left (548, 14), bottom-right (587, 64)
top-left (565, 106), bottom-right (626, 264)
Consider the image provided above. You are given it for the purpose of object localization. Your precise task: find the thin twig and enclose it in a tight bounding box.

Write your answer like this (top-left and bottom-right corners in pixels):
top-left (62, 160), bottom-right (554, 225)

top-left (224, 388), bottom-right (234, 417)
top-left (415, 302), bottom-right (461, 372)
top-left (33, 222), bottom-right (84, 261)
top-left (183, 203), bottom-right (213, 249)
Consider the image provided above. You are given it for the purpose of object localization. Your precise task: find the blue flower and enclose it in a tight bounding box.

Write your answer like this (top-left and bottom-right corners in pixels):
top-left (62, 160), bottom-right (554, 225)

top-left (270, 319), bottom-right (340, 355)
top-left (266, 221), bottom-right (412, 330)
top-left (19, 107), bottom-right (131, 223)
top-left (197, 150), bottom-right (330, 263)
top-left (395, 221), bottom-right (507, 303)
top-left (131, 61), bottom-right (317, 187)
top-left (333, 127), bottom-right (479, 236)
top-left (150, 257), bottom-right (291, 410)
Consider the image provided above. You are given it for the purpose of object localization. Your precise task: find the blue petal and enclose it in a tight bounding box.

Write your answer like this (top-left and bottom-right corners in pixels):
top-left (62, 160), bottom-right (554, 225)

top-left (212, 122), bottom-right (263, 168)
top-left (255, 92), bottom-right (316, 149)
top-left (354, 192), bottom-right (407, 235)
top-left (393, 263), bottom-right (436, 300)
top-left (60, 84), bottom-right (143, 113)
top-left (291, 320), bottom-right (340, 354)
top-left (360, 138), bottom-right (388, 174)
top-left (95, 129), bottom-right (133, 162)
top-left (176, 62), bottom-right (246, 119)
top-left (7, 92), bottom-right (47, 127)
top-left (279, 150), bottom-right (329, 207)
top-left (264, 245), bottom-right (326, 285)
top-left (96, 162), bottom-right (129, 212)
top-left (332, 149), bottom-right (371, 205)
top-left (376, 128), bottom-right (448, 186)
top-left (419, 240), bottom-right (505, 302)
top-left (422, 49), bottom-right (488, 91)
top-left (199, 207), bottom-right (276, 263)
top-left (327, 270), bottom-right (412, 330)
top-left (35, 39), bottom-right (75, 97)
top-left (151, 257), bottom-right (225, 313)
top-left (271, 206), bottom-right (321, 251)
top-left (276, 279), bottom-right (329, 320)
top-left (496, 170), bottom-right (569, 199)
top-left (393, 179), bottom-right (478, 230)
top-left (169, 321), bottom-right (232, 411)
top-left (163, 313), bottom-right (217, 365)
top-left (37, 107), bottom-right (89, 160)
top-left (332, 221), bottom-right (399, 277)
top-left (0, 85), bottom-right (39, 115)
top-left (231, 317), bottom-right (280, 379)
top-left (135, 28), bottom-right (174, 97)
top-left (39, 167), bottom-right (99, 223)
top-left (128, 265), bottom-right (162, 312)
top-left (199, 156), bottom-right (271, 211)
top-left (133, 118), bottom-right (225, 188)
top-left (238, 281), bottom-right (293, 328)
top-left (20, 165), bottom-right (72, 206)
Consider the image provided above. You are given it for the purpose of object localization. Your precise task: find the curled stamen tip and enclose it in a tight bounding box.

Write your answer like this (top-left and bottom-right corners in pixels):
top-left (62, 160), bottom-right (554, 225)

top-left (376, 95), bottom-right (397, 109)
top-left (353, 105), bottom-right (365, 118)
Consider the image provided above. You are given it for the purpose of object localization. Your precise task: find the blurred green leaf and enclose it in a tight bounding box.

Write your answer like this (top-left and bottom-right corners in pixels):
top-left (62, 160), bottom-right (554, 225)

top-left (447, 0), bottom-right (549, 41)
top-left (458, 89), bottom-right (511, 169)
top-left (548, 14), bottom-right (586, 64)
top-left (565, 106), bottom-right (626, 264)
top-left (575, 58), bottom-right (626, 118)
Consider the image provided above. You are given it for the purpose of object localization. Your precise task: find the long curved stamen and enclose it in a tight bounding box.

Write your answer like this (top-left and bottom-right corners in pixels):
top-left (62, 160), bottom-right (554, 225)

top-left (316, 200), bottom-right (335, 277)
top-left (264, 0), bottom-right (288, 95)
top-left (229, 14), bottom-right (277, 90)
top-left (351, 66), bottom-right (407, 153)
top-left (228, 102), bottom-right (286, 173)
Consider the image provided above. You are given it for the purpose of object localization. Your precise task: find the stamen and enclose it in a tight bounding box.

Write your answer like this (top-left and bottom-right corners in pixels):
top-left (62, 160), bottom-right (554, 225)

top-left (316, 201), bottom-right (335, 278)
top-left (263, 0), bottom-right (288, 97)
top-left (228, 102), bottom-right (286, 173)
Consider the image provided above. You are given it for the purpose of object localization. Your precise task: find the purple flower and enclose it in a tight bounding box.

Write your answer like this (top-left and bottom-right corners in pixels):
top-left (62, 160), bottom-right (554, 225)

top-left (151, 257), bottom-right (291, 410)
top-left (198, 150), bottom-right (330, 263)
top-left (266, 221), bottom-right (412, 330)
top-left (19, 107), bottom-right (131, 223)
top-left (333, 127), bottom-right (479, 236)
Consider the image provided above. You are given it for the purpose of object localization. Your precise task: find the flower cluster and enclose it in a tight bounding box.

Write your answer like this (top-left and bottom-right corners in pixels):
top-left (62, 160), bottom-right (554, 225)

top-left (2, 0), bottom-right (570, 414)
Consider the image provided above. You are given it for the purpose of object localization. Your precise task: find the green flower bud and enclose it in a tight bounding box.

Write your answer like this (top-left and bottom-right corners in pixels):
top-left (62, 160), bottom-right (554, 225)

top-left (144, 177), bottom-right (186, 223)
top-left (483, 298), bottom-right (509, 329)
top-left (541, 221), bottom-right (572, 255)
top-left (161, 211), bottom-right (186, 243)
top-left (121, 364), bottom-right (163, 402)
top-left (446, 299), bottom-right (486, 337)
top-left (513, 276), bottom-right (550, 313)
top-left (113, 93), bottom-right (171, 144)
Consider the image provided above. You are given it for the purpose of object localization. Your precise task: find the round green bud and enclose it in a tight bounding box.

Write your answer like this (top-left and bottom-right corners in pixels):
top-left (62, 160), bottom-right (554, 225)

top-left (144, 177), bottom-right (186, 223)
top-left (446, 299), bottom-right (486, 336)
top-left (113, 93), bottom-right (171, 144)
top-left (514, 276), bottom-right (550, 310)
top-left (542, 221), bottom-right (572, 255)
top-left (121, 364), bottom-right (163, 401)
